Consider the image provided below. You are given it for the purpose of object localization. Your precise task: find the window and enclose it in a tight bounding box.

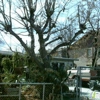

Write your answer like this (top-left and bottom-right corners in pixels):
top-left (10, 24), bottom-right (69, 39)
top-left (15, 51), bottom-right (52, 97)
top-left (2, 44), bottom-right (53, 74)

top-left (51, 62), bottom-right (65, 71)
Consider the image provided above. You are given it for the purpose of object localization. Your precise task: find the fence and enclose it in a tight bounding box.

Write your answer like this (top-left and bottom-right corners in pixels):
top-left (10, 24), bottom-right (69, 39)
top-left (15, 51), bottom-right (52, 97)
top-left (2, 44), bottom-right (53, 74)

top-left (0, 82), bottom-right (78, 100)
top-left (1, 67), bottom-right (94, 100)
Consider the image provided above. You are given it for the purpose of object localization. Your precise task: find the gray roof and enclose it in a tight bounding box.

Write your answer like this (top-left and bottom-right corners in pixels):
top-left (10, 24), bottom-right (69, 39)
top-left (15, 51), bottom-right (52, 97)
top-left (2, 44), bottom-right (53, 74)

top-left (0, 51), bottom-right (13, 56)
top-left (51, 57), bottom-right (79, 62)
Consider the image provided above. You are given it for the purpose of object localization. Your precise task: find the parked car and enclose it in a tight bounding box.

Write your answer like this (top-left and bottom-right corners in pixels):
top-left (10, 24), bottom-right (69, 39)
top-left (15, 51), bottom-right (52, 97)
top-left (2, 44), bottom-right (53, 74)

top-left (67, 66), bottom-right (97, 85)
top-left (69, 86), bottom-right (100, 100)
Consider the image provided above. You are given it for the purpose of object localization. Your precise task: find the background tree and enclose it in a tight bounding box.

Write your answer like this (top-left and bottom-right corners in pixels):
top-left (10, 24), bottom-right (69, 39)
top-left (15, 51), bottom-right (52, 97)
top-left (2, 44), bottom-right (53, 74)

top-left (0, 0), bottom-right (88, 68)
top-left (78, 0), bottom-right (100, 68)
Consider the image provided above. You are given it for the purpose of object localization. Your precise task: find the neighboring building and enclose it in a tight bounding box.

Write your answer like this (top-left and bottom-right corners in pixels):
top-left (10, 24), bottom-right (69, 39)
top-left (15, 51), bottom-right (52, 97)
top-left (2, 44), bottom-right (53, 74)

top-left (69, 31), bottom-right (100, 66)
top-left (50, 57), bottom-right (79, 70)
top-left (69, 30), bottom-right (100, 67)
top-left (52, 30), bottom-right (100, 67)
top-left (0, 51), bottom-right (13, 56)
top-left (51, 48), bottom-right (68, 58)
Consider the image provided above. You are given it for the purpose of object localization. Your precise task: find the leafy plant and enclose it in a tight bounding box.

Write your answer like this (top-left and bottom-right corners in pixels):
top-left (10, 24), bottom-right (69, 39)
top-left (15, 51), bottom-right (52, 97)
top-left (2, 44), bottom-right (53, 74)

top-left (1, 57), bottom-right (12, 72)
top-left (2, 72), bottom-right (15, 83)
top-left (12, 52), bottom-right (24, 68)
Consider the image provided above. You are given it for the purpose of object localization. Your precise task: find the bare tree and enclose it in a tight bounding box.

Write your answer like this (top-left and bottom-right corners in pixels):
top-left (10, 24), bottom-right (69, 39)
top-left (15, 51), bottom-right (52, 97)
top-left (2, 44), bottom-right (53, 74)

top-left (0, 0), bottom-right (87, 68)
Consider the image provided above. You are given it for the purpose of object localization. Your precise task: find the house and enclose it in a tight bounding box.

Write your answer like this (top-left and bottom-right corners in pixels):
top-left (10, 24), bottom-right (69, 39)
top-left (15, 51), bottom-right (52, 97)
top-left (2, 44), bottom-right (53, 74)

top-left (69, 30), bottom-right (100, 67)
top-left (52, 30), bottom-right (100, 67)
top-left (70, 30), bottom-right (100, 67)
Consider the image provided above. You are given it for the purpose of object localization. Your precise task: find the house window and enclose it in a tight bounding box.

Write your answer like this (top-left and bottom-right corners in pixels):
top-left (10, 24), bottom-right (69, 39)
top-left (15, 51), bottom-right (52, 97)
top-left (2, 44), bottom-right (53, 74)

top-left (87, 48), bottom-right (92, 57)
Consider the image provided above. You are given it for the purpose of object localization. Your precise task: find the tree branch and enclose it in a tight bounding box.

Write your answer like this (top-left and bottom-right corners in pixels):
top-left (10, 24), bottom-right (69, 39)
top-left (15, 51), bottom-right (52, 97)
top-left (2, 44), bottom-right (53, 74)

top-left (45, 36), bottom-right (62, 46)
top-left (50, 29), bottom-right (85, 54)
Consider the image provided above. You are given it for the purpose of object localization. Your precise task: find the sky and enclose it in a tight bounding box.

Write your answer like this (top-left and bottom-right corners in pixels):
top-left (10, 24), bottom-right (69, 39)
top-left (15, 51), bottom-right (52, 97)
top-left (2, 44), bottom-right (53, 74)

top-left (0, 0), bottom-right (81, 53)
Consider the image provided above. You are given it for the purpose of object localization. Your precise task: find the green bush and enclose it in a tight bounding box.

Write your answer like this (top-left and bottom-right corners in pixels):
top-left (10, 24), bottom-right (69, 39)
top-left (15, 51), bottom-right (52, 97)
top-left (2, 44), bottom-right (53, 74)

top-left (1, 57), bottom-right (12, 72)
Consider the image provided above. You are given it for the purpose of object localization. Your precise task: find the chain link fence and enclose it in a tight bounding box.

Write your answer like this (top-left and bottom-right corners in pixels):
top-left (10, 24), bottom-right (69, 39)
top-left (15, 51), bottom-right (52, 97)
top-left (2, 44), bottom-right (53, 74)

top-left (0, 82), bottom-right (78, 100)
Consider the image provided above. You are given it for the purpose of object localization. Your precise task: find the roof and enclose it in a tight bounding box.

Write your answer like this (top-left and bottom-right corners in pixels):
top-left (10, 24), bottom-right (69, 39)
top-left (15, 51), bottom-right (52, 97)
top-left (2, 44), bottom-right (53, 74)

top-left (70, 30), bottom-right (100, 49)
top-left (0, 51), bottom-right (14, 56)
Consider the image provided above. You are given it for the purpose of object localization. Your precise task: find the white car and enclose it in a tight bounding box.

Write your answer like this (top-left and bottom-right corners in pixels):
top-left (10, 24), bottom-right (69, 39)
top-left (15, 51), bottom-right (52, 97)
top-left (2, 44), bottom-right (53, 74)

top-left (67, 66), bottom-right (97, 82)
top-left (69, 86), bottom-right (100, 100)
